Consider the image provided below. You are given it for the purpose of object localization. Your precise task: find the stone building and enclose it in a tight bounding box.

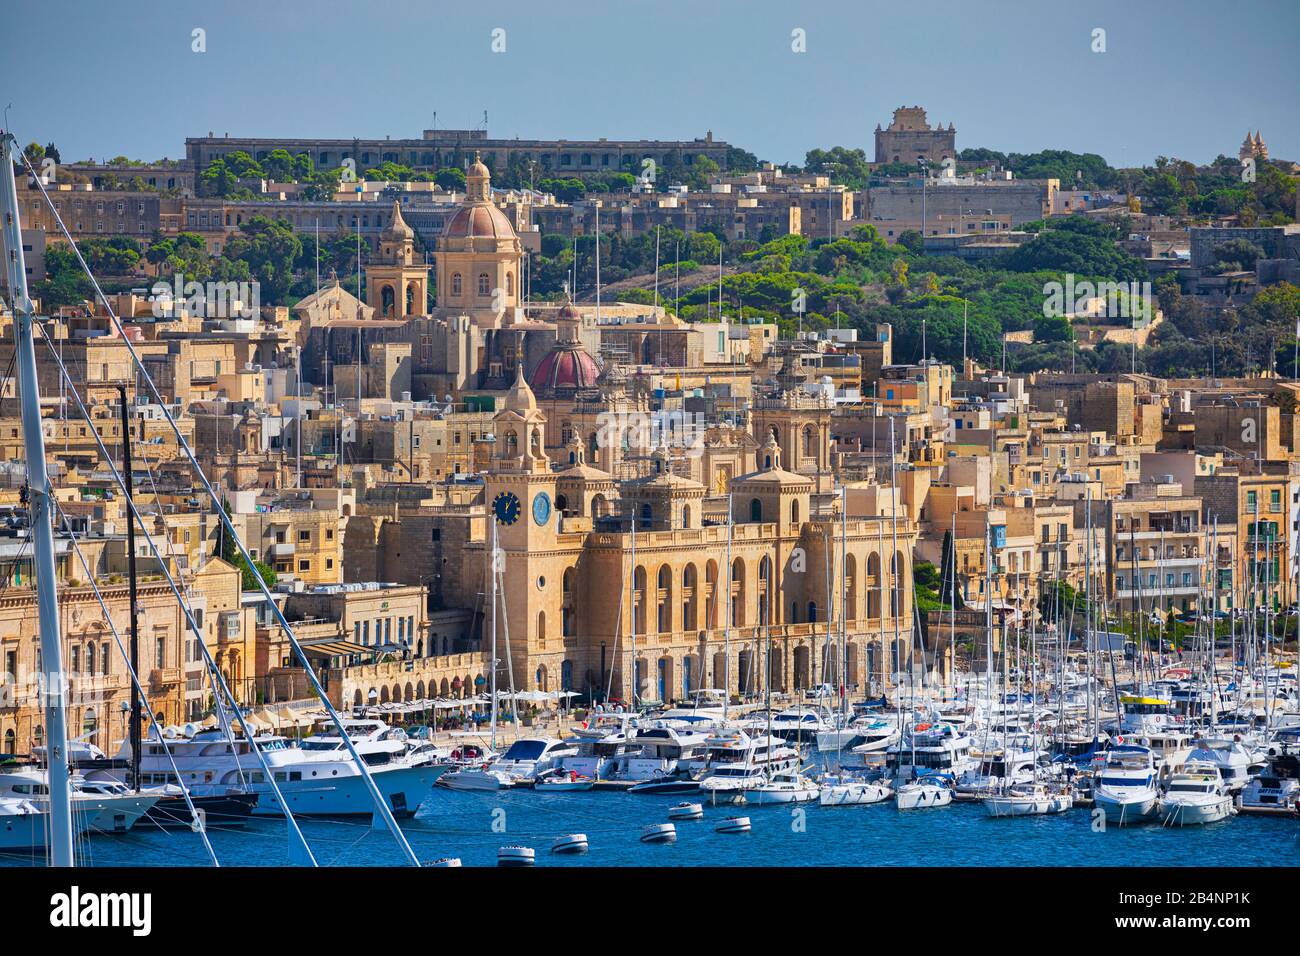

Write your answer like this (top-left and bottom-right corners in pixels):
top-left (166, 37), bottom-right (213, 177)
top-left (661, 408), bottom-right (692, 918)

top-left (873, 106), bottom-right (956, 166)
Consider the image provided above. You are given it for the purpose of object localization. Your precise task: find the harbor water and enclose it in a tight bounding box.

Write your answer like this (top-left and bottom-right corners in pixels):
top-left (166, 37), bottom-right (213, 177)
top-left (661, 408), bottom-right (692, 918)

top-left (4, 786), bottom-right (1295, 867)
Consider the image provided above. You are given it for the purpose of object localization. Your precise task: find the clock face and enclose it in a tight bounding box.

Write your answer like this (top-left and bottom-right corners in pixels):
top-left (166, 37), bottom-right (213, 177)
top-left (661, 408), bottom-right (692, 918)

top-left (492, 491), bottom-right (522, 526)
top-left (532, 491), bottom-right (552, 526)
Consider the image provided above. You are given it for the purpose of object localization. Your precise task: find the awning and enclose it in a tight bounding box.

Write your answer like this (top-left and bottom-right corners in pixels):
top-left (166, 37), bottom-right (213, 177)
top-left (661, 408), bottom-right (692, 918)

top-left (301, 639), bottom-right (371, 657)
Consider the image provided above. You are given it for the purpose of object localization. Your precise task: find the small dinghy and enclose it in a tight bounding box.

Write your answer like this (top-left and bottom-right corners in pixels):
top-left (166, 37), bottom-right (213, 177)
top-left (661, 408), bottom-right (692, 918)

top-left (668, 801), bottom-right (704, 821)
top-left (715, 816), bottom-right (751, 834)
top-left (534, 770), bottom-right (595, 792)
top-left (551, 833), bottom-right (589, 854)
top-left (497, 845), bottom-right (536, 867)
top-left (426, 857), bottom-right (462, 867)
top-left (640, 822), bottom-right (677, 844)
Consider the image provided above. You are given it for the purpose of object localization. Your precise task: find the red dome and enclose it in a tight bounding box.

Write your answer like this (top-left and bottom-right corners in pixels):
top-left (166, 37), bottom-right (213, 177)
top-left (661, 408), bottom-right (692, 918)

top-left (530, 346), bottom-right (601, 391)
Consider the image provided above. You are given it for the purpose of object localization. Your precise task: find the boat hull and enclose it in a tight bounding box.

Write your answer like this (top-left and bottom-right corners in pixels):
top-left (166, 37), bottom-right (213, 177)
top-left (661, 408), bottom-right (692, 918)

top-left (819, 783), bottom-right (892, 806)
top-left (255, 764), bottom-right (441, 816)
top-left (1158, 797), bottom-right (1234, 826)
top-left (896, 785), bottom-right (953, 810)
top-left (1094, 791), bottom-right (1158, 824)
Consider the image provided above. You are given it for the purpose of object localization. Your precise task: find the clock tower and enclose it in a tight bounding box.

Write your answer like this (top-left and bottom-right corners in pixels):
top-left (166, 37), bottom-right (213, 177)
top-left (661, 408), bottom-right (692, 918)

top-left (484, 364), bottom-right (559, 552)
top-left (483, 364), bottom-right (566, 693)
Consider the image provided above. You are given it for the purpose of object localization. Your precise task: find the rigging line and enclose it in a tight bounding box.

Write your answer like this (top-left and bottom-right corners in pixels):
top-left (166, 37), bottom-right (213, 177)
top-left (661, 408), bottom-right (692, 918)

top-left (48, 495), bottom-right (221, 867)
top-left (35, 320), bottom-right (319, 866)
top-left (24, 158), bottom-right (419, 867)
top-left (124, 400), bottom-right (249, 787)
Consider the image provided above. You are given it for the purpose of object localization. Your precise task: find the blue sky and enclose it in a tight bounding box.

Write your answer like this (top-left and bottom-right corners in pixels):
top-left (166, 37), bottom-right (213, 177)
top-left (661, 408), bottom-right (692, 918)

top-left (8, 0), bottom-right (1298, 168)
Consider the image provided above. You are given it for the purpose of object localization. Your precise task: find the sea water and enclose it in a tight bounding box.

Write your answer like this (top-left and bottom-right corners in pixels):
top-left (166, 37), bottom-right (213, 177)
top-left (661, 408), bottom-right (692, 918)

top-left (5, 787), bottom-right (1296, 867)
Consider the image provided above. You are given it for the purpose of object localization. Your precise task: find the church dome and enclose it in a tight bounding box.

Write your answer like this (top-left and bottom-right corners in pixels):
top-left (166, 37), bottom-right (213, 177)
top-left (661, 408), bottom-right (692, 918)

top-left (443, 202), bottom-right (517, 240)
top-left (531, 345), bottom-right (601, 392)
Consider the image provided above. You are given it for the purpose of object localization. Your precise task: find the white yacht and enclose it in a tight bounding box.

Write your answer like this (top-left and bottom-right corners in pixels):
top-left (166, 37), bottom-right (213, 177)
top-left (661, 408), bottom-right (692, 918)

top-left (744, 769), bottom-right (821, 805)
top-left (895, 772), bottom-right (954, 810)
top-left (0, 796), bottom-right (94, 852)
top-left (765, 707), bottom-right (833, 743)
top-left (956, 735), bottom-right (1040, 799)
top-left (1158, 761), bottom-right (1236, 825)
top-left (1093, 746), bottom-right (1160, 825)
top-left (442, 736), bottom-right (577, 791)
top-left (818, 770), bottom-right (892, 806)
top-left (620, 724), bottom-right (712, 783)
top-left (103, 721), bottom-right (441, 817)
top-left (1184, 738), bottom-right (1255, 793)
top-left (697, 729), bottom-right (801, 794)
top-left (0, 767), bottom-right (159, 834)
top-left (1238, 769), bottom-right (1300, 816)
top-left (820, 715), bottom-right (900, 754)
top-left (983, 782), bottom-right (1072, 817)
top-left (887, 722), bottom-right (974, 779)
top-left (558, 720), bottom-right (640, 781)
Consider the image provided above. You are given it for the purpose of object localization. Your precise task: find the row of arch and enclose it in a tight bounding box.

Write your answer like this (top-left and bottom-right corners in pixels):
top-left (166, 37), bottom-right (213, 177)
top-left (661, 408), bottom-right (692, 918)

top-left (602, 549), bottom-right (910, 638)
top-left (351, 674), bottom-right (488, 708)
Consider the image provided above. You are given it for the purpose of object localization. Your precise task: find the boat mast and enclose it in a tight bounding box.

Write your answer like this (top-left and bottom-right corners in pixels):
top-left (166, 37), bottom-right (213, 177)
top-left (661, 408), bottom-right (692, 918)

top-left (118, 385), bottom-right (143, 792)
top-left (0, 132), bottom-right (75, 865)
top-left (490, 520), bottom-right (499, 751)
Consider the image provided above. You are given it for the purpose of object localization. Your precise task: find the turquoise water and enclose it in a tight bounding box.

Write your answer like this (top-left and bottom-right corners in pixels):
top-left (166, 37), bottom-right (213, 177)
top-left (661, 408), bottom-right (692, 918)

top-left (7, 787), bottom-right (1297, 867)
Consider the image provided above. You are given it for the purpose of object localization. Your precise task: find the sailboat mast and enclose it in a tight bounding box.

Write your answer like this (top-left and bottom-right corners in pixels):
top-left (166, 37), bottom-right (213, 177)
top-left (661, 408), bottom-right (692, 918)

top-left (118, 385), bottom-right (143, 792)
top-left (490, 521), bottom-right (499, 751)
top-left (0, 132), bottom-right (75, 866)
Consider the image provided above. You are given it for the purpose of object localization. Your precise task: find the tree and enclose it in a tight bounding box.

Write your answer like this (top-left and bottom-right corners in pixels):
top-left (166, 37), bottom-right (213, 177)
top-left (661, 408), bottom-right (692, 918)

top-left (435, 167), bottom-right (466, 192)
top-left (214, 503), bottom-right (278, 592)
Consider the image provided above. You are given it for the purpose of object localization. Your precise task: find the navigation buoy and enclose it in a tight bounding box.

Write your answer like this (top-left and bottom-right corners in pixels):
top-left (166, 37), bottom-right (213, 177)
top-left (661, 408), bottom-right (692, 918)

top-left (498, 845), bottom-right (536, 867)
top-left (716, 816), bottom-right (751, 834)
top-left (640, 822), bottom-right (677, 844)
top-left (552, 833), bottom-right (589, 854)
top-left (668, 802), bottom-right (704, 821)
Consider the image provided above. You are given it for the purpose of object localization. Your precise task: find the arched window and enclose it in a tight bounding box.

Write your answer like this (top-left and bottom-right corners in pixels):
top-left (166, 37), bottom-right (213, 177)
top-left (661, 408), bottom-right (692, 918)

top-left (451, 273), bottom-right (462, 296)
top-left (478, 273), bottom-right (491, 296)
top-left (505, 272), bottom-right (514, 296)
top-left (381, 285), bottom-right (396, 316)
top-left (749, 498), bottom-right (762, 522)
top-left (790, 499), bottom-right (800, 524)
top-left (657, 565), bottom-right (673, 634)
top-left (537, 611), bottom-right (546, 642)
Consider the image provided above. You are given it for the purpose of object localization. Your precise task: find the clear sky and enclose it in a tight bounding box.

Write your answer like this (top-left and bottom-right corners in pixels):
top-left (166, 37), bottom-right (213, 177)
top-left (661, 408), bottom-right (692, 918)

top-left (8, 0), bottom-right (1298, 168)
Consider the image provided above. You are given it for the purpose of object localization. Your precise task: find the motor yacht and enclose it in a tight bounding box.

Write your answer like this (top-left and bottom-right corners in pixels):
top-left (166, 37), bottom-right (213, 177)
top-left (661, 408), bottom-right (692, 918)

top-left (697, 729), bottom-right (800, 794)
top-left (1093, 746), bottom-right (1160, 825)
top-left (0, 767), bottom-right (159, 834)
top-left (1183, 738), bottom-right (1255, 793)
top-left (1238, 766), bottom-right (1300, 816)
top-left (0, 796), bottom-right (94, 852)
top-left (743, 769), bottom-right (820, 805)
top-left (887, 722), bottom-right (974, 780)
top-left (820, 715), bottom-right (900, 754)
top-left (1158, 761), bottom-right (1236, 825)
top-left (101, 721), bottom-right (441, 817)
top-left (442, 736), bottom-right (576, 791)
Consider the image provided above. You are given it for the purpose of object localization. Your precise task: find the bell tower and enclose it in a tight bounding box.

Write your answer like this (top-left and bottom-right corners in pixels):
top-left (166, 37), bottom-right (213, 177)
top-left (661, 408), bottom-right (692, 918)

top-left (366, 201), bottom-right (429, 319)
